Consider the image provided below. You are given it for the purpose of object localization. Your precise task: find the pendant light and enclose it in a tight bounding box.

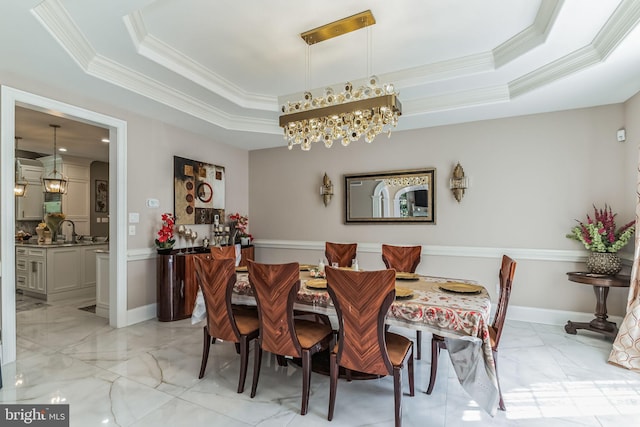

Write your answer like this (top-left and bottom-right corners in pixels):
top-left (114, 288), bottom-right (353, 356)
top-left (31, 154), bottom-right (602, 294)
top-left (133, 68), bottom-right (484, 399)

top-left (42, 124), bottom-right (68, 194)
top-left (14, 136), bottom-right (28, 197)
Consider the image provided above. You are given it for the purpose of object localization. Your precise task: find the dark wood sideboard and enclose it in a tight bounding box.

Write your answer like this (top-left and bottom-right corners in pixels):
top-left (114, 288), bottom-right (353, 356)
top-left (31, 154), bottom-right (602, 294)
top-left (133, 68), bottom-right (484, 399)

top-left (156, 245), bottom-right (254, 321)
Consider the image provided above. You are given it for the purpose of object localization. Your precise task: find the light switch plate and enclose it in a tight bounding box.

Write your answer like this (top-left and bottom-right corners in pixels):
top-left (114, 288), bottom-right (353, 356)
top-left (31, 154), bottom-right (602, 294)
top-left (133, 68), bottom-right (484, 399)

top-left (129, 212), bottom-right (140, 223)
top-left (128, 225), bottom-right (136, 235)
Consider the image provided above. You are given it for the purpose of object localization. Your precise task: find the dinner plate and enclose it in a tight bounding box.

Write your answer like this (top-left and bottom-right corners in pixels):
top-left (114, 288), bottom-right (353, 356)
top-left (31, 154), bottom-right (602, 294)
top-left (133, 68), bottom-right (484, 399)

top-left (308, 269), bottom-right (326, 279)
top-left (306, 279), bottom-right (327, 289)
top-left (439, 282), bottom-right (483, 294)
top-left (396, 272), bottom-right (419, 281)
top-left (395, 286), bottom-right (414, 299)
top-left (299, 264), bottom-right (315, 271)
top-left (235, 266), bottom-right (248, 273)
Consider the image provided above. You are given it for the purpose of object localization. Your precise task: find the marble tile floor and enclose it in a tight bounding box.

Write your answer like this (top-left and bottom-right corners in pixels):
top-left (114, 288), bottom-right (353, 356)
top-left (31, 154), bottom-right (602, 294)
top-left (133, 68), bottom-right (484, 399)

top-left (1, 302), bottom-right (639, 427)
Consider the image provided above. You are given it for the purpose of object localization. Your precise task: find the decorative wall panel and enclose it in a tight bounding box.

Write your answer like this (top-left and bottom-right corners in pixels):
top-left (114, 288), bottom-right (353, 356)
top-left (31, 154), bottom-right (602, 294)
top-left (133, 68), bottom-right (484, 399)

top-left (173, 156), bottom-right (225, 225)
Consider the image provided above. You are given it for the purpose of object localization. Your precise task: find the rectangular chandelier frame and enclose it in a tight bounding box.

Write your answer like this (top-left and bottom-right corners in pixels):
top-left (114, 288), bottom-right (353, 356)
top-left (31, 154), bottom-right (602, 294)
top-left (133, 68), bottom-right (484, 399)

top-left (279, 94), bottom-right (401, 128)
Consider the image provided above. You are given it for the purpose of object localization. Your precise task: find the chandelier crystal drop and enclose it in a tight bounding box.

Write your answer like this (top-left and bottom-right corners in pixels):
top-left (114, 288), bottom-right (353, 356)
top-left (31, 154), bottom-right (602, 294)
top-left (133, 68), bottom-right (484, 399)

top-left (280, 77), bottom-right (401, 151)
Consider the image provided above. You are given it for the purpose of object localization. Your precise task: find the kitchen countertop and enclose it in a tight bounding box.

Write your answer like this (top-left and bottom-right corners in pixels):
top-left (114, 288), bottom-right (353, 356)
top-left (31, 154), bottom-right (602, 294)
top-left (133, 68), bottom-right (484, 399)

top-left (16, 241), bottom-right (108, 248)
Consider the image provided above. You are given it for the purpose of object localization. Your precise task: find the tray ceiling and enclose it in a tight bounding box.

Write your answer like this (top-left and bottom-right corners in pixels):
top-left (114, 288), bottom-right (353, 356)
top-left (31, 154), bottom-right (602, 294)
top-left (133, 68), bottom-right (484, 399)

top-left (4, 0), bottom-right (640, 154)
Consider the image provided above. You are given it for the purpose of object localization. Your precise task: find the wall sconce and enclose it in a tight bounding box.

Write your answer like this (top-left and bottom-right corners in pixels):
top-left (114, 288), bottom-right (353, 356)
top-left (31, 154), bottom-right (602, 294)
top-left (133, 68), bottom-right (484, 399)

top-left (320, 172), bottom-right (334, 206)
top-left (449, 162), bottom-right (468, 203)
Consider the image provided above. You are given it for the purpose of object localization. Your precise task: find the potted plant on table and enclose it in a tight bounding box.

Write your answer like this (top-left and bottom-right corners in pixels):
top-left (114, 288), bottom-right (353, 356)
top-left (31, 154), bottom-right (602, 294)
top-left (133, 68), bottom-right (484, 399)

top-left (566, 204), bottom-right (635, 275)
top-left (155, 213), bottom-right (176, 254)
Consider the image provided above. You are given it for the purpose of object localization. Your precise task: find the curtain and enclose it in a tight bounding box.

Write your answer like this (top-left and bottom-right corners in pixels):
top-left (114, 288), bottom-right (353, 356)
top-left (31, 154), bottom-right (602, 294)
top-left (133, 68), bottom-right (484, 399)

top-left (608, 152), bottom-right (640, 371)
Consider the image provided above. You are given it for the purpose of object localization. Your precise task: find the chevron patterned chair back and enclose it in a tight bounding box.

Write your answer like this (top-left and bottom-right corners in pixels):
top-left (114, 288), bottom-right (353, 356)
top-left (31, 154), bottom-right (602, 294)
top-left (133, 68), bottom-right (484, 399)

top-left (381, 244), bottom-right (423, 359)
top-left (325, 242), bottom-right (357, 267)
top-left (247, 260), bottom-right (333, 415)
top-left (193, 257), bottom-right (259, 393)
top-left (209, 245), bottom-right (236, 259)
top-left (325, 266), bottom-right (415, 427)
top-left (381, 244), bottom-right (422, 274)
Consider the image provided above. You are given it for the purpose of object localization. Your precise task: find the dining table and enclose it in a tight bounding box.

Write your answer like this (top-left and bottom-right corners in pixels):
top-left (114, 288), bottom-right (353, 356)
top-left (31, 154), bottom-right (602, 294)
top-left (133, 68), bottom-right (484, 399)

top-left (219, 267), bottom-right (500, 416)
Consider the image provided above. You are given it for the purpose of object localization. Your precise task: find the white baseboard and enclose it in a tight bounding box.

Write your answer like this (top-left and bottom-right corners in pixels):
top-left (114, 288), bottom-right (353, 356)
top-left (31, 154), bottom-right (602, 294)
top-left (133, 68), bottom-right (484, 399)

top-left (507, 304), bottom-right (623, 326)
top-left (127, 303), bottom-right (157, 326)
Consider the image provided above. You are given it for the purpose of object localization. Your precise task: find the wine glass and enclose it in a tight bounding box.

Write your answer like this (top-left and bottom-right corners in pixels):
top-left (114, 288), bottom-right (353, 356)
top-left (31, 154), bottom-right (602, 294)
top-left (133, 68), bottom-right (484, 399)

top-left (191, 231), bottom-right (198, 253)
top-left (184, 228), bottom-right (192, 254)
top-left (177, 225), bottom-right (185, 254)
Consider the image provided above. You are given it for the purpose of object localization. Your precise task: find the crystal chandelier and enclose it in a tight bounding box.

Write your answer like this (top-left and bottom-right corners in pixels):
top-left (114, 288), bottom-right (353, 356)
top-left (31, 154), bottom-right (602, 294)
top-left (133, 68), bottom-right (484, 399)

top-left (279, 10), bottom-right (402, 151)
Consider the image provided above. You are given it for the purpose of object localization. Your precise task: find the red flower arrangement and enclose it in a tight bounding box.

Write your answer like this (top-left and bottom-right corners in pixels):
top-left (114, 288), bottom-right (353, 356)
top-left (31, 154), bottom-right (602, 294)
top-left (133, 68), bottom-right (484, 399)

top-left (155, 213), bottom-right (176, 249)
top-left (228, 212), bottom-right (253, 241)
top-left (567, 204), bottom-right (635, 253)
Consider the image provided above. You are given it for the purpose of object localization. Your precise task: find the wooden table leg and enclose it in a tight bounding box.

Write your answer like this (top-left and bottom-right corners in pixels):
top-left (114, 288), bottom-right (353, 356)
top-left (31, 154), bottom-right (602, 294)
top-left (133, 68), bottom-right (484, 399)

top-left (565, 285), bottom-right (618, 338)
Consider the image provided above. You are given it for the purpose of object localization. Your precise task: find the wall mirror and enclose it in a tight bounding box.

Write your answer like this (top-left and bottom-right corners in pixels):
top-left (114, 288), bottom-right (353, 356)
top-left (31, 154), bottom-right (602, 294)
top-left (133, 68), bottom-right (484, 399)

top-left (345, 168), bottom-right (436, 223)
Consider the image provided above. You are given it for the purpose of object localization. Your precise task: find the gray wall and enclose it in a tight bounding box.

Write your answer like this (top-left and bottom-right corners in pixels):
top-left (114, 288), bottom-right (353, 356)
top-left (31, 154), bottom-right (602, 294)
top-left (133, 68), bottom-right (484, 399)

top-left (249, 100), bottom-right (639, 318)
top-left (90, 161), bottom-right (109, 237)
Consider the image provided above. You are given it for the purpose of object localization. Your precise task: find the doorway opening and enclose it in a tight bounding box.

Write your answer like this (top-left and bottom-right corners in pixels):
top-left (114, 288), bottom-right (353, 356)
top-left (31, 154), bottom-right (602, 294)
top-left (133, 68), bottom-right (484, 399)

top-left (1, 85), bottom-right (128, 364)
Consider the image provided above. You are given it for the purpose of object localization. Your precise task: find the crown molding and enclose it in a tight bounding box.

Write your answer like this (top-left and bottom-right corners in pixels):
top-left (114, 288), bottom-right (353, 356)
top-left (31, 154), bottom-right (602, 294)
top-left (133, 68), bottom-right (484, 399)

top-left (592, 0), bottom-right (640, 58)
top-left (31, 0), bottom-right (94, 69)
top-left (509, 0), bottom-right (640, 99)
top-left (403, 85), bottom-right (510, 115)
top-left (30, 0), bottom-right (640, 136)
top-left (493, 0), bottom-right (562, 68)
top-left (509, 46), bottom-right (601, 98)
top-left (31, 0), bottom-right (280, 135)
top-left (123, 11), bottom-right (278, 112)
top-left (385, 52), bottom-right (495, 90)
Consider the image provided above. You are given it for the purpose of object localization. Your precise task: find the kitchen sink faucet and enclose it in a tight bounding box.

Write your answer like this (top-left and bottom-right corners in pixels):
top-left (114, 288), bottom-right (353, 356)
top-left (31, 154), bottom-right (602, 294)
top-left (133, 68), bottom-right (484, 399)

top-left (57, 219), bottom-right (78, 244)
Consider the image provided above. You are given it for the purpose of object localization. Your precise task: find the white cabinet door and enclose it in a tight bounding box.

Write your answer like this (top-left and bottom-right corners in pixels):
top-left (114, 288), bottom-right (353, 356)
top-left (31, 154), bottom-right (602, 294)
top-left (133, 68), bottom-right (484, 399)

top-left (62, 179), bottom-right (90, 218)
top-left (16, 256), bottom-right (28, 290)
top-left (29, 258), bottom-right (46, 293)
top-left (47, 247), bottom-right (81, 293)
top-left (16, 181), bottom-right (44, 220)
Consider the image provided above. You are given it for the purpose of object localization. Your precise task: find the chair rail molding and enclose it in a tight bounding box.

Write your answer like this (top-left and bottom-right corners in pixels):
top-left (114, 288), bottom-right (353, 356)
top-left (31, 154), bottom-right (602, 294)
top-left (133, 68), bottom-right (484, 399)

top-left (253, 239), bottom-right (630, 264)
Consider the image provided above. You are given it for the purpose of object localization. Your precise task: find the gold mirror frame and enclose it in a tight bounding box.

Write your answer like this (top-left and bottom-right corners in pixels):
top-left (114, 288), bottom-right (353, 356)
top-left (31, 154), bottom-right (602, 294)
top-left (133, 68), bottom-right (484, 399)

top-left (345, 168), bottom-right (436, 224)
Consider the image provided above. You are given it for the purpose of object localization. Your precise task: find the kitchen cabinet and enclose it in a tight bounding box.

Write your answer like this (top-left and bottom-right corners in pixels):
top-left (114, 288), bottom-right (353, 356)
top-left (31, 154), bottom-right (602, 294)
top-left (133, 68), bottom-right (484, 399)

top-left (16, 160), bottom-right (44, 221)
top-left (15, 243), bottom-right (107, 301)
top-left (40, 155), bottom-right (91, 235)
top-left (156, 245), bottom-right (254, 321)
top-left (15, 246), bottom-right (47, 296)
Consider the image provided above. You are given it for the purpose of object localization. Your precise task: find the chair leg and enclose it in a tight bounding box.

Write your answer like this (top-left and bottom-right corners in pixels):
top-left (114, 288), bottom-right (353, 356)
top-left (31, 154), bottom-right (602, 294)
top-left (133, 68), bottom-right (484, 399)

top-left (237, 336), bottom-right (249, 393)
top-left (408, 346), bottom-right (415, 397)
top-left (345, 368), bottom-right (352, 382)
top-left (328, 352), bottom-right (338, 421)
top-left (426, 337), bottom-right (443, 394)
top-left (393, 366), bottom-right (403, 427)
top-left (234, 342), bottom-right (241, 354)
top-left (250, 341), bottom-right (262, 398)
top-left (198, 326), bottom-right (211, 379)
top-left (276, 354), bottom-right (288, 367)
top-left (493, 349), bottom-right (506, 411)
top-left (301, 349), bottom-right (311, 415)
top-left (416, 330), bottom-right (422, 360)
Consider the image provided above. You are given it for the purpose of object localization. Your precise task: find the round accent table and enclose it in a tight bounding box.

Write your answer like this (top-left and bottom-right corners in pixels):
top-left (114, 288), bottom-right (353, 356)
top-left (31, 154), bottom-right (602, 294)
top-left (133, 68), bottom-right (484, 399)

top-left (564, 272), bottom-right (630, 338)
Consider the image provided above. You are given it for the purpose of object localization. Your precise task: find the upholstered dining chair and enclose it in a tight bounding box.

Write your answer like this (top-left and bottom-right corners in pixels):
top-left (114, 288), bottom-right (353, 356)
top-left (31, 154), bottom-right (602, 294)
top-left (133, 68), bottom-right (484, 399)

top-left (381, 244), bottom-right (423, 359)
top-left (192, 257), bottom-right (259, 393)
top-left (426, 254), bottom-right (516, 411)
top-left (325, 242), bottom-right (357, 267)
top-left (325, 266), bottom-right (415, 427)
top-left (209, 245), bottom-right (236, 259)
top-left (247, 260), bottom-right (333, 415)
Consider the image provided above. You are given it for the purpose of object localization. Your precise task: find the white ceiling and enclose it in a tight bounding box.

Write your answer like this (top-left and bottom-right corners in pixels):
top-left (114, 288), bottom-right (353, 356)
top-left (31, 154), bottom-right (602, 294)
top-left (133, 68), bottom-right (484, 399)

top-left (4, 0), bottom-right (640, 157)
